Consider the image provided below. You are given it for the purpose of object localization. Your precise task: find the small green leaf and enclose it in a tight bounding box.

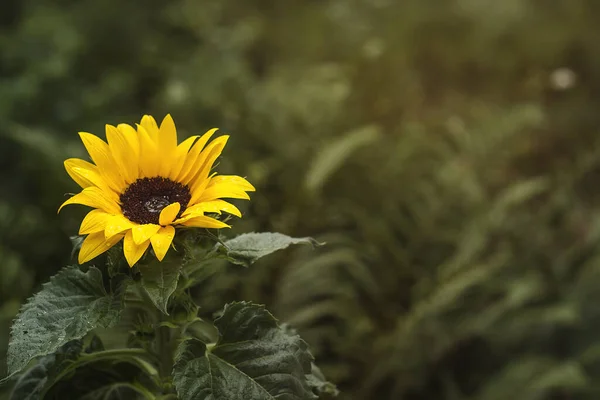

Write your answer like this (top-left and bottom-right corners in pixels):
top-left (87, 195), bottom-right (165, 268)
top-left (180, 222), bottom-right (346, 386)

top-left (307, 364), bottom-right (340, 398)
top-left (138, 257), bottom-right (182, 315)
top-left (69, 235), bottom-right (85, 261)
top-left (85, 334), bottom-right (105, 353)
top-left (173, 301), bottom-right (326, 400)
top-left (214, 232), bottom-right (323, 267)
top-left (7, 266), bottom-right (124, 376)
top-left (106, 244), bottom-right (128, 278)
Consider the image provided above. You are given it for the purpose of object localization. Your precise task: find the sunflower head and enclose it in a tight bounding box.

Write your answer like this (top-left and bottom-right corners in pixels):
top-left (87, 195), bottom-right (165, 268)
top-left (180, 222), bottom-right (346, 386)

top-left (59, 114), bottom-right (255, 267)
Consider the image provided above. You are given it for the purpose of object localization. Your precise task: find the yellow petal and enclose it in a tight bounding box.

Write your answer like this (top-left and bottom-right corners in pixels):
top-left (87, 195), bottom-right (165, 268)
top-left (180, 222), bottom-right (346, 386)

top-left (168, 135), bottom-right (198, 180)
top-left (78, 231), bottom-right (124, 264)
top-left (136, 124), bottom-right (160, 178)
top-left (140, 115), bottom-right (159, 143)
top-left (79, 209), bottom-right (111, 234)
top-left (188, 173), bottom-right (214, 205)
top-left (132, 223), bottom-right (161, 245)
top-left (78, 132), bottom-right (125, 192)
top-left (105, 214), bottom-right (137, 239)
top-left (207, 175), bottom-right (256, 191)
top-left (179, 215), bottom-right (230, 229)
top-left (197, 180), bottom-right (254, 203)
top-left (191, 175), bottom-right (255, 205)
top-left (183, 200), bottom-right (241, 218)
top-left (158, 114), bottom-right (177, 156)
top-left (159, 202), bottom-right (180, 226)
top-left (117, 124), bottom-right (140, 161)
top-left (64, 159), bottom-right (119, 202)
top-left (185, 135), bottom-right (229, 187)
top-left (64, 158), bottom-right (103, 188)
top-left (59, 187), bottom-right (121, 214)
top-left (105, 124), bottom-right (138, 184)
top-left (176, 128), bottom-right (219, 183)
top-left (157, 114), bottom-right (178, 176)
top-left (123, 230), bottom-right (150, 267)
top-left (150, 225), bottom-right (175, 261)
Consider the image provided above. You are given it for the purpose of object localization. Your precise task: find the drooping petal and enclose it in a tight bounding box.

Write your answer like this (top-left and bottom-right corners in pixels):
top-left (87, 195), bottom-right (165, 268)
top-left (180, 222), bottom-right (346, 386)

top-left (136, 124), bottom-right (160, 178)
top-left (176, 128), bottom-right (219, 183)
top-left (140, 115), bottom-right (159, 143)
top-left (79, 209), bottom-right (111, 235)
top-left (78, 132), bottom-right (125, 192)
top-left (157, 114), bottom-right (178, 176)
top-left (78, 231), bottom-right (124, 264)
top-left (150, 225), bottom-right (175, 261)
top-left (59, 187), bottom-right (121, 214)
top-left (105, 124), bottom-right (138, 184)
top-left (183, 199), bottom-right (241, 218)
top-left (104, 214), bottom-right (137, 239)
top-left (123, 230), bottom-right (150, 267)
top-left (167, 135), bottom-right (198, 180)
top-left (159, 202), bottom-right (181, 226)
top-left (132, 223), bottom-right (161, 245)
top-left (178, 215), bottom-right (230, 229)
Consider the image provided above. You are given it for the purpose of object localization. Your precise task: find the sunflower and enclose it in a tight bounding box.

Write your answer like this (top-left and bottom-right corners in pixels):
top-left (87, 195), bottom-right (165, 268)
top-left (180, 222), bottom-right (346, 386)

top-left (59, 114), bottom-right (255, 267)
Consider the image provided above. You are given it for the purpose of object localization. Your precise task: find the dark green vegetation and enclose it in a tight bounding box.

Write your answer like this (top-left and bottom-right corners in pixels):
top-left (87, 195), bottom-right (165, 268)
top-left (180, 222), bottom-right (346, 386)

top-left (2, 0), bottom-right (600, 399)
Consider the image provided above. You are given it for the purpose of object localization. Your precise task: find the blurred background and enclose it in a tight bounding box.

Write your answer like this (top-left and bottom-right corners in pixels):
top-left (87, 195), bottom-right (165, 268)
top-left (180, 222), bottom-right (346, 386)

top-left (2, 0), bottom-right (600, 399)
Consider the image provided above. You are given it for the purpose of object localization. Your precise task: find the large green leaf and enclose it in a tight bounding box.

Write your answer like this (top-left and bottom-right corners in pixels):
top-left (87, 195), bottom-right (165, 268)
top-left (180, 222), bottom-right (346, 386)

top-left (9, 340), bottom-right (83, 400)
top-left (9, 358), bottom-right (49, 400)
top-left (173, 301), bottom-right (332, 400)
top-left (138, 257), bottom-right (182, 315)
top-left (214, 232), bottom-right (322, 267)
top-left (45, 353), bottom-right (159, 400)
top-left (78, 384), bottom-right (140, 400)
top-left (7, 266), bottom-right (124, 376)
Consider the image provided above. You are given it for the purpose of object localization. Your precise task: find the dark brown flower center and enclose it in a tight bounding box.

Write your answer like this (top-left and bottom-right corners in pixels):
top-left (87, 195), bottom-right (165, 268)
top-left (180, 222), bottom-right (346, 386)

top-left (120, 177), bottom-right (191, 224)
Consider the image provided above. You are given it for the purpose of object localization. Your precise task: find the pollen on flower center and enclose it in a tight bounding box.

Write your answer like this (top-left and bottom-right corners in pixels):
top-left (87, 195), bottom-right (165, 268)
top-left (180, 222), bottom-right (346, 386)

top-left (120, 177), bottom-right (191, 224)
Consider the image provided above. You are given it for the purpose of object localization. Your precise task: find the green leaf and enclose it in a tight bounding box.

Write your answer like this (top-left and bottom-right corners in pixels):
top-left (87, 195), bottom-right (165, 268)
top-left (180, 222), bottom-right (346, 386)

top-left (7, 266), bottom-right (124, 376)
top-left (306, 364), bottom-right (339, 398)
top-left (85, 334), bottom-right (105, 353)
top-left (279, 324), bottom-right (339, 397)
top-left (10, 340), bottom-right (83, 400)
top-left (69, 235), bottom-right (85, 261)
top-left (9, 358), bottom-right (50, 400)
top-left (214, 232), bottom-right (322, 267)
top-left (44, 352), bottom-right (159, 400)
top-left (138, 257), bottom-right (182, 315)
top-left (78, 383), bottom-right (140, 400)
top-left (173, 301), bottom-right (324, 400)
top-left (106, 244), bottom-right (129, 278)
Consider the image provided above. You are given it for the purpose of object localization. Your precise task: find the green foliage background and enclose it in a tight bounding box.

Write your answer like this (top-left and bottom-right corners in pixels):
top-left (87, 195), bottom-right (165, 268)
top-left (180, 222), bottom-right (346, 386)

top-left (2, 0), bottom-right (600, 398)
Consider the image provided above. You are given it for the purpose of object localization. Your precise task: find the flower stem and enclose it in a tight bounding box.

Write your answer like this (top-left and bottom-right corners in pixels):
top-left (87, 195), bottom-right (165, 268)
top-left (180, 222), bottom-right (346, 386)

top-left (156, 313), bottom-right (173, 379)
